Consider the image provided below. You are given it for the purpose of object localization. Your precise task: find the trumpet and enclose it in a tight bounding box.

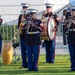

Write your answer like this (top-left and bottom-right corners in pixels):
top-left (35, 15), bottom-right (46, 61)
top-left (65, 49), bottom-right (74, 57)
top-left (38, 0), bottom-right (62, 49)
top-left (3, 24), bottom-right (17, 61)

top-left (65, 17), bottom-right (75, 34)
top-left (25, 13), bottom-right (34, 32)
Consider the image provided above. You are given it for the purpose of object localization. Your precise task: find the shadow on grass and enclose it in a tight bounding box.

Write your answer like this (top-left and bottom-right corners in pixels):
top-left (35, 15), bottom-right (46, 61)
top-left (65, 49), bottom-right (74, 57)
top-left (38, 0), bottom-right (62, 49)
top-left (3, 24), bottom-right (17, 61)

top-left (0, 68), bottom-right (72, 74)
top-left (0, 69), bottom-right (26, 74)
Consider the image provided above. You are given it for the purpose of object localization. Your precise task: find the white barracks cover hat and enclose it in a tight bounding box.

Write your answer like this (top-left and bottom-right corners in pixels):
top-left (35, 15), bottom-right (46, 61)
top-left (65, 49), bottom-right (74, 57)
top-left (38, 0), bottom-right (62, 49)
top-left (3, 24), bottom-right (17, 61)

top-left (45, 3), bottom-right (53, 8)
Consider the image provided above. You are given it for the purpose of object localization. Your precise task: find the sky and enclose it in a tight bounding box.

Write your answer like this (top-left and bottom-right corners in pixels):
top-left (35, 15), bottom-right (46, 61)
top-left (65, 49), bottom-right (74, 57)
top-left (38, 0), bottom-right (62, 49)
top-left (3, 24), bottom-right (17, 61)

top-left (69, 0), bottom-right (75, 5)
top-left (0, 0), bottom-right (69, 23)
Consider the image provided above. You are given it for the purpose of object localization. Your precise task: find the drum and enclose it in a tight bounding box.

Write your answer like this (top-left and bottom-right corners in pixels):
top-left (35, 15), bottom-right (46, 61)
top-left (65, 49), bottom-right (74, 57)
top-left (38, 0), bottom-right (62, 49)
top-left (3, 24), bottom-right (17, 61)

top-left (41, 17), bottom-right (56, 40)
top-left (41, 18), bottom-right (49, 40)
top-left (47, 17), bottom-right (56, 40)
top-left (2, 41), bottom-right (13, 64)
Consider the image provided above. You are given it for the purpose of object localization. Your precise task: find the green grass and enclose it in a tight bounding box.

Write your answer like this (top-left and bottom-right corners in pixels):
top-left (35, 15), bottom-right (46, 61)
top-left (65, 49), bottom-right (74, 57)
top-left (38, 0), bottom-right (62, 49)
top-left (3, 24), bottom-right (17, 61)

top-left (0, 55), bottom-right (75, 75)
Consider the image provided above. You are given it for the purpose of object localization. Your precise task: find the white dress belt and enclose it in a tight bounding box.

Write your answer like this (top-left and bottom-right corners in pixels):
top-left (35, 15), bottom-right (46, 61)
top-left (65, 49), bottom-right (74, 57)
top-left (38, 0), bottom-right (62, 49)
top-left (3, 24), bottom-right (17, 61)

top-left (27, 31), bottom-right (39, 34)
top-left (69, 29), bottom-right (75, 31)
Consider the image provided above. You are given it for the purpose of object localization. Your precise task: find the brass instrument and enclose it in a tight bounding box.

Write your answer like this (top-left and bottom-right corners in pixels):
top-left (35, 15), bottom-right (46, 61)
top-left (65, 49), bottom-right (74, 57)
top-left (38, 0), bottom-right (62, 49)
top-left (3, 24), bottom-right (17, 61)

top-left (41, 17), bottom-right (49, 40)
top-left (64, 19), bottom-right (72, 23)
top-left (19, 10), bottom-right (27, 34)
top-left (40, 11), bottom-right (49, 40)
top-left (19, 9), bottom-right (41, 34)
top-left (72, 18), bottom-right (75, 31)
top-left (24, 9), bottom-right (38, 33)
top-left (64, 16), bottom-right (75, 34)
top-left (25, 14), bottom-right (33, 33)
top-left (41, 11), bottom-right (46, 19)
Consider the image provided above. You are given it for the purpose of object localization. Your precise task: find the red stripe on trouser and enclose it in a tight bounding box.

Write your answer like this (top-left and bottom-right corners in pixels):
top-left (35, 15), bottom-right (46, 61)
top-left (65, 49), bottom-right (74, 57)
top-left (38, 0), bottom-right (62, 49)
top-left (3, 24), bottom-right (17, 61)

top-left (54, 37), bottom-right (56, 59)
top-left (36, 45), bottom-right (40, 68)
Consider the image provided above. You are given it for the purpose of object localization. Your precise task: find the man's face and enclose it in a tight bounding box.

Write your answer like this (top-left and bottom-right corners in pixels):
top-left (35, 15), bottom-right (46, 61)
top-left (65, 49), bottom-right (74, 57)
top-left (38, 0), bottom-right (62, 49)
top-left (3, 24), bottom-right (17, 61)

top-left (32, 14), bottom-right (36, 19)
top-left (46, 7), bottom-right (52, 13)
top-left (23, 7), bottom-right (28, 10)
top-left (72, 11), bottom-right (75, 16)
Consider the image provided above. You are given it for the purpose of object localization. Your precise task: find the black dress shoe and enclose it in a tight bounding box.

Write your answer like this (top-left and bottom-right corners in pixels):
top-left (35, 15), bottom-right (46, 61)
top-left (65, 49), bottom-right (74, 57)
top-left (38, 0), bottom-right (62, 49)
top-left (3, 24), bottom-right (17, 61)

top-left (46, 61), bottom-right (50, 63)
top-left (20, 66), bottom-right (28, 69)
top-left (34, 69), bottom-right (38, 71)
top-left (20, 66), bottom-right (25, 69)
top-left (26, 69), bottom-right (33, 71)
top-left (46, 61), bottom-right (54, 63)
top-left (68, 70), bottom-right (75, 72)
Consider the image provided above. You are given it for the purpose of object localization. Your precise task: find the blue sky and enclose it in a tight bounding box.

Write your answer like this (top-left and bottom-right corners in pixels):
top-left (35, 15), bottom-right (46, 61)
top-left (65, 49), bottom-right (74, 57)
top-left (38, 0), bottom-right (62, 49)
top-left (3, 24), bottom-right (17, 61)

top-left (69, 0), bottom-right (75, 5)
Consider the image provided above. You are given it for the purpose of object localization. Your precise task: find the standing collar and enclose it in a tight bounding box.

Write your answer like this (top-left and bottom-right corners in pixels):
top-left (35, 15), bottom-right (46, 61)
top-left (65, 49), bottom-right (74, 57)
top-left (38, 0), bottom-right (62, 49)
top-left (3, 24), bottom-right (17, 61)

top-left (47, 12), bottom-right (53, 16)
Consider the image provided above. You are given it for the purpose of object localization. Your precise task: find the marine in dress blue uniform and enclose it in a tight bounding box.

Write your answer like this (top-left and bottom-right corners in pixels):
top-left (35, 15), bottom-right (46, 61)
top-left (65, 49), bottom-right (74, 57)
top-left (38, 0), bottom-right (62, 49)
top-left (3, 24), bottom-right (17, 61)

top-left (44, 3), bottom-right (60, 63)
top-left (61, 9), bottom-right (68, 45)
top-left (25, 9), bottom-right (43, 71)
top-left (63, 7), bottom-right (72, 46)
top-left (65, 7), bottom-right (75, 72)
top-left (18, 3), bottom-right (29, 68)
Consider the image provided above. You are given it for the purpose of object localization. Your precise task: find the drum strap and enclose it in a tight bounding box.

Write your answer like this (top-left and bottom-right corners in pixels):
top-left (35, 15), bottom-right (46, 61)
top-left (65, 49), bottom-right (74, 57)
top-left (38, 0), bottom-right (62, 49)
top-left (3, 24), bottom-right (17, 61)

top-left (46, 18), bottom-right (50, 37)
top-left (51, 15), bottom-right (56, 27)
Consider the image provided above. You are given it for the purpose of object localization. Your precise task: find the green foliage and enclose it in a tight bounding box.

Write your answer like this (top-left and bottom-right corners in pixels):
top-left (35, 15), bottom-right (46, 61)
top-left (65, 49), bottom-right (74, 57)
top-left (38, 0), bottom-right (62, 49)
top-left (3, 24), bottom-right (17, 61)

top-left (0, 24), bottom-right (19, 43)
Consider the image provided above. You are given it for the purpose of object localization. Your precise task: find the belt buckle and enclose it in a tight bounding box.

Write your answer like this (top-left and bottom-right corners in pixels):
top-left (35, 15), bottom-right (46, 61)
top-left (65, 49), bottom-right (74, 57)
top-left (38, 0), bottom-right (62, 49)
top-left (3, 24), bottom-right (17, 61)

top-left (30, 32), bottom-right (33, 34)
